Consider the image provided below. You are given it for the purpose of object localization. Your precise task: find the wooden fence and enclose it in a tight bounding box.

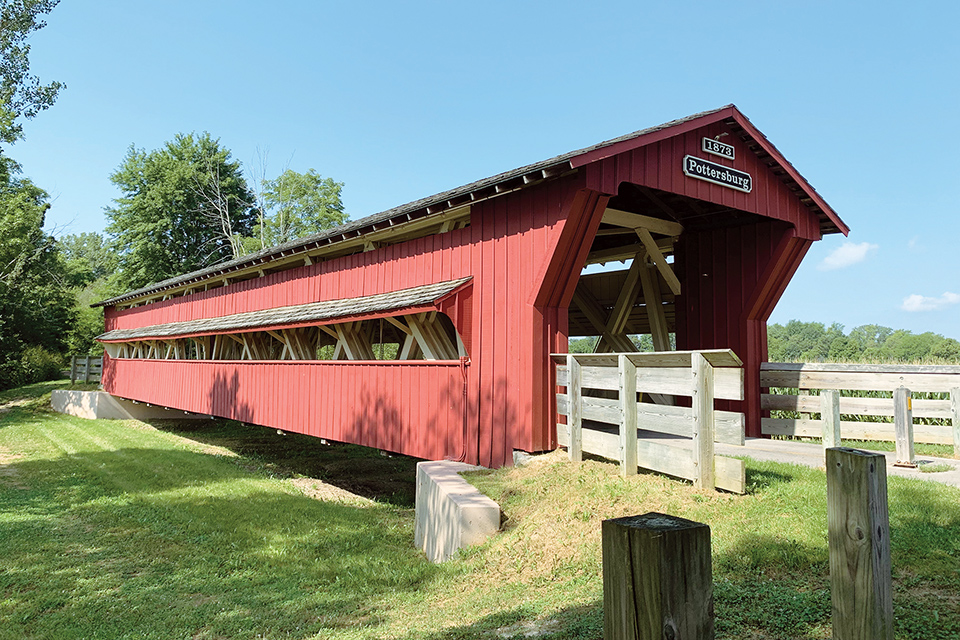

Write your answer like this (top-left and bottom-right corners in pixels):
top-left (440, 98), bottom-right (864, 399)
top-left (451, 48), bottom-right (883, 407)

top-left (553, 350), bottom-right (746, 493)
top-left (70, 355), bottom-right (103, 383)
top-left (761, 362), bottom-right (960, 454)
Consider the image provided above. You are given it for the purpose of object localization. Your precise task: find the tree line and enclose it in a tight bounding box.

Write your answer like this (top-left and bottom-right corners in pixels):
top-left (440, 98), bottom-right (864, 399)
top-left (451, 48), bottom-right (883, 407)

top-left (569, 322), bottom-right (959, 365)
top-left (767, 320), bottom-right (960, 364)
top-left (0, 1), bottom-right (347, 389)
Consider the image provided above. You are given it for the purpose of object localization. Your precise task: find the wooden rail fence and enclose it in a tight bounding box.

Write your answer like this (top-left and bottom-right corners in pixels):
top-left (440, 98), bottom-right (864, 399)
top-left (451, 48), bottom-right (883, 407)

top-left (70, 355), bottom-right (103, 383)
top-left (761, 362), bottom-right (960, 455)
top-left (553, 350), bottom-right (746, 493)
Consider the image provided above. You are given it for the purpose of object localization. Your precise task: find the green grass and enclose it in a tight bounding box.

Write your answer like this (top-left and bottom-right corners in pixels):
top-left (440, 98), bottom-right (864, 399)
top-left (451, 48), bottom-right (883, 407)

top-left (2, 380), bottom-right (959, 639)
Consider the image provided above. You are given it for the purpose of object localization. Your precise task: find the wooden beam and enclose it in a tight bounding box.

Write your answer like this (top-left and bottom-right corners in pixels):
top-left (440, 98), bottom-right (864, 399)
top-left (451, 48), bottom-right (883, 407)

top-left (602, 208), bottom-right (684, 236)
top-left (638, 256), bottom-right (671, 351)
top-left (636, 228), bottom-right (681, 296)
top-left (605, 252), bottom-right (645, 335)
top-left (398, 333), bottom-right (420, 360)
top-left (408, 313), bottom-right (457, 360)
top-left (385, 316), bottom-right (412, 335)
top-left (571, 288), bottom-right (637, 353)
top-left (586, 239), bottom-right (675, 266)
top-left (317, 324), bottom-right (339, 339)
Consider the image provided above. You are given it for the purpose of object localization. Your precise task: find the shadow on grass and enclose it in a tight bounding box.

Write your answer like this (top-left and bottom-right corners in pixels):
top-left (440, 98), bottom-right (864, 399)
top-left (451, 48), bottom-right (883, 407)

top-left (0, 445), bottom-right (437, 639)
top-left (144, 418), bottom-right (422, 506)
top-left (393, 603), bottom-right (603, 640)
top-left (744, 465), bottom-right (798, 492)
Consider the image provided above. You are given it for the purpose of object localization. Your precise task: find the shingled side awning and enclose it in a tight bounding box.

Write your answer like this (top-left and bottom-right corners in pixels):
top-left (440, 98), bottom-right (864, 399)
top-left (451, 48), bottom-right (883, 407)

top-left (97, 277), bottom-right (472, 342)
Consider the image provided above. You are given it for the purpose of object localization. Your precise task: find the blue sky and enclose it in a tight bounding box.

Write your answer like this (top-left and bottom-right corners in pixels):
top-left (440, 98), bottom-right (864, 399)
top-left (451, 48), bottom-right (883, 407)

top-left (13, 0), bottom-right (960, 339)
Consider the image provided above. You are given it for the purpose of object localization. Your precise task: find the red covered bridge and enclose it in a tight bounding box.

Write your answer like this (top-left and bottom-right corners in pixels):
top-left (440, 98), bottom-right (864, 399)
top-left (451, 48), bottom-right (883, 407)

top-left (95, 105), bottom-right (847, 468)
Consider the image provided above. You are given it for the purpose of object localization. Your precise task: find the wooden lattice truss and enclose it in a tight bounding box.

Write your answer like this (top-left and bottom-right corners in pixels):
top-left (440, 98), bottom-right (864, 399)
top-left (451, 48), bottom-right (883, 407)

top-left (102, 311), bottom-right (465, 362)
top-left (570, 208), bottom-right (681, 353)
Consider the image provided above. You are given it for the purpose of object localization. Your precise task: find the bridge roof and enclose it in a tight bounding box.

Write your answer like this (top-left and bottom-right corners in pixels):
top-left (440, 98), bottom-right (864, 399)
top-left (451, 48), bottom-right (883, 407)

top-left (95, 104), bottom-right (845, 308)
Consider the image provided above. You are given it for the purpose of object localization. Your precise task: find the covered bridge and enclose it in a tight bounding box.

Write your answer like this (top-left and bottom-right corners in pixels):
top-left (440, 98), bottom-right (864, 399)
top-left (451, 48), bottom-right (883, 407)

top-left (95, 105), bottom-right (848, 468)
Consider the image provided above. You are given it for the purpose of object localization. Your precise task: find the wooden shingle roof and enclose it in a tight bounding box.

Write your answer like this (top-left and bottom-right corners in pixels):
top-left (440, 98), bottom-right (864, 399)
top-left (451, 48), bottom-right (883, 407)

top-left (97, 277), bottom-right (471, 342)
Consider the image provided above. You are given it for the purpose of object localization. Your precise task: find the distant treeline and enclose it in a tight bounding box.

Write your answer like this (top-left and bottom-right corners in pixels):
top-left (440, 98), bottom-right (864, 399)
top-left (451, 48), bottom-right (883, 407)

top-left (767, 321), bottom-right (960, 364)
top-left (568, 321), bottom-right (960, 364)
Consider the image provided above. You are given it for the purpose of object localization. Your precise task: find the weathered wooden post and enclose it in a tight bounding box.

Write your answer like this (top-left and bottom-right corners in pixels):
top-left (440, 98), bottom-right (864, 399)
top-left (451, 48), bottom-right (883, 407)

top-left (821, 389), bottom-right (842, 451)
top-left (826, 448), bottom-right (893, 640)
top-left (893, 386), bottom-right (915, 467)
top-left (950, 387), bottom-right (959, 458)
top-left (567, 354), bottom-right (583, 462)
top-left (602, 512), bottom-right (713, 640)
top-left (619, 354), bottom-right (638, 477)
top-left (70, 356), bottom-right (78, 384)
top-left (82, 355), bottom-right (92, 384)
top-left (691, 352), bottom-right (715, 490)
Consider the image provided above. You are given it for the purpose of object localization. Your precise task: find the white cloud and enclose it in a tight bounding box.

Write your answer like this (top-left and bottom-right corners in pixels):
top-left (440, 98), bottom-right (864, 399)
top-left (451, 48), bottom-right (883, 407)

top-left (901, 292), bottom-right (960, 312)
top-left (818, 241), bottom-right (878, 271)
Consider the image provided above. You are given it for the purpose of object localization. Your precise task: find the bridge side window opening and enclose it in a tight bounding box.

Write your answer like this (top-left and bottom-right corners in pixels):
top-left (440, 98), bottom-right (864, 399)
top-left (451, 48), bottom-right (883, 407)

top-left (101, 312), bottom-right (466, 362)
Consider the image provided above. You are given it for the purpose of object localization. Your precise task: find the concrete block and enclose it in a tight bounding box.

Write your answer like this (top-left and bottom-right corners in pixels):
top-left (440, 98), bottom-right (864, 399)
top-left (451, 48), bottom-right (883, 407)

top-left (51, 391), bottom-right (210, 421)
top-left (414, 460), bottom-right (500, 563)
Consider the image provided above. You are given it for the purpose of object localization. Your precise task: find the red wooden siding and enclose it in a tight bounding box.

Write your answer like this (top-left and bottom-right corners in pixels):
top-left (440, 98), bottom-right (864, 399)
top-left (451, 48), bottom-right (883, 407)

top-left (102, 176), bottom-right (594, 468)
top-left (582, 120), bottom-right (822, 241)
top-left (675, 220), bottom-right (813, 436)
top-left (103, 357), bottom-right (468, 461)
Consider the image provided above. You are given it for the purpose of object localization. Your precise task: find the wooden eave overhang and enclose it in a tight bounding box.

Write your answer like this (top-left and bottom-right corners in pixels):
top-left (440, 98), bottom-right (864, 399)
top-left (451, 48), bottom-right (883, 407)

top-left (96, 277), bottom-right (471, 342)
top-left (95, 104), bottom-right (846, 308)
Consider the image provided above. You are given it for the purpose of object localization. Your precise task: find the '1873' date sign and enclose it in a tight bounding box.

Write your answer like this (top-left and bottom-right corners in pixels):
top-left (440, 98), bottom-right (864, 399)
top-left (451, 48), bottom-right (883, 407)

top-left (683, 155), bottom-right (753, 193)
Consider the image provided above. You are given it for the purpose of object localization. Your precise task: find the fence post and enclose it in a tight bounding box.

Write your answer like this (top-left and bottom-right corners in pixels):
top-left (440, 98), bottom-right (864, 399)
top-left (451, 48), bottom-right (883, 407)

top-left (619, 354), bottom-right (638, 477)
top-left (691, 352), bottom-right (715, 490)
top-left (826, 448), bottom-right (893, 640)
top-left (70, 356), bottom-right (77, 384)
top-left (821, 389), bottom-right (842, 451)
top-left (82, 355), bottom-right (91, 384)
top-left (567, 354), bottom-right (582, 462)
top-left (602, 512), bottom-right (713, 640)
top-left (951, 387), bottom-right (959, 458)
top-left (893, 386), bottom-right (915, 467)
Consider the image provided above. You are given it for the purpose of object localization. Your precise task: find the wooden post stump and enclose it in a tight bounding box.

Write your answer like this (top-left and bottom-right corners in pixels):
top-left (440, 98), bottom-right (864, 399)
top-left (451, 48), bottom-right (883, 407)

top-left (893, 386), bottom-right (915, 467)
top-left (602, 512), bottom-right (713, 640)
top-left (826, 448), bottom-right (893, 640)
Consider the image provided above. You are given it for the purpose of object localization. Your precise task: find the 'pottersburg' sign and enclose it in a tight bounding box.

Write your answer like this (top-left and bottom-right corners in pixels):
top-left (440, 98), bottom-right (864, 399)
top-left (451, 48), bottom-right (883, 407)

top-left (682, 155), bottom-right (752, 193)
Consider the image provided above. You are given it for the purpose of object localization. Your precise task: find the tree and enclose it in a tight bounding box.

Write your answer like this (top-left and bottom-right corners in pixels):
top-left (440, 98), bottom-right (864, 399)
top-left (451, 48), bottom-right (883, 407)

top-left (0, 0), bottom-right (64, 147)
top-left (106, 133), bottom-right (256, 291)
top-left (59, 231), bottom-right (117, 287)
top-left (244, 168), bottom-right (346, 252)
top-left (58, 231), bottom-right (120, 355)
top-left (0, 171), bottom-right (73, 388)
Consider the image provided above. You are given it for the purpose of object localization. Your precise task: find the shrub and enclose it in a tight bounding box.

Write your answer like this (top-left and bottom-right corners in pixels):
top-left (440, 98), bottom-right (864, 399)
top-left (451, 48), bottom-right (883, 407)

top-left (0, 346), bottom-right (63, 390)
top-left (20, 346), bottom-right (63, 383)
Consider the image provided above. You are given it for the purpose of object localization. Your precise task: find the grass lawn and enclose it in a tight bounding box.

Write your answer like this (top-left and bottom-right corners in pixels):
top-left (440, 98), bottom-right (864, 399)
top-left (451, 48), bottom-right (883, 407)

top-left (2, 381), bottom-right (959, 639)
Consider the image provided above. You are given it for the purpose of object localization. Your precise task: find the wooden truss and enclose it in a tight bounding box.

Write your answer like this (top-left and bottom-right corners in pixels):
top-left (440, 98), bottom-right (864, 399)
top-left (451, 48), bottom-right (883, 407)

top-left (103, 311), bottom-right (464, 363)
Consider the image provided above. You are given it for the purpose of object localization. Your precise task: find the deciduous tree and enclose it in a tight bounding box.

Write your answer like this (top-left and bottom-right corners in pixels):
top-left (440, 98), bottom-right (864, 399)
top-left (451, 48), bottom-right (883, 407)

top-left (0, 172), bottom-right (73, 388)
top-left (0, 0), bottom-right (64, 147)
top-left (244, 168), bottom-right (346, 252)
top-left (106, 133), bottom-right (256, 290)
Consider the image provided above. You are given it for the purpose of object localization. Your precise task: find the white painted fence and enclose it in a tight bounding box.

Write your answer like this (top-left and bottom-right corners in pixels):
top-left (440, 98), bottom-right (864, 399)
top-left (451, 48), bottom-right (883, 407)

top-left (553, 350), bottom-right (746, 493)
